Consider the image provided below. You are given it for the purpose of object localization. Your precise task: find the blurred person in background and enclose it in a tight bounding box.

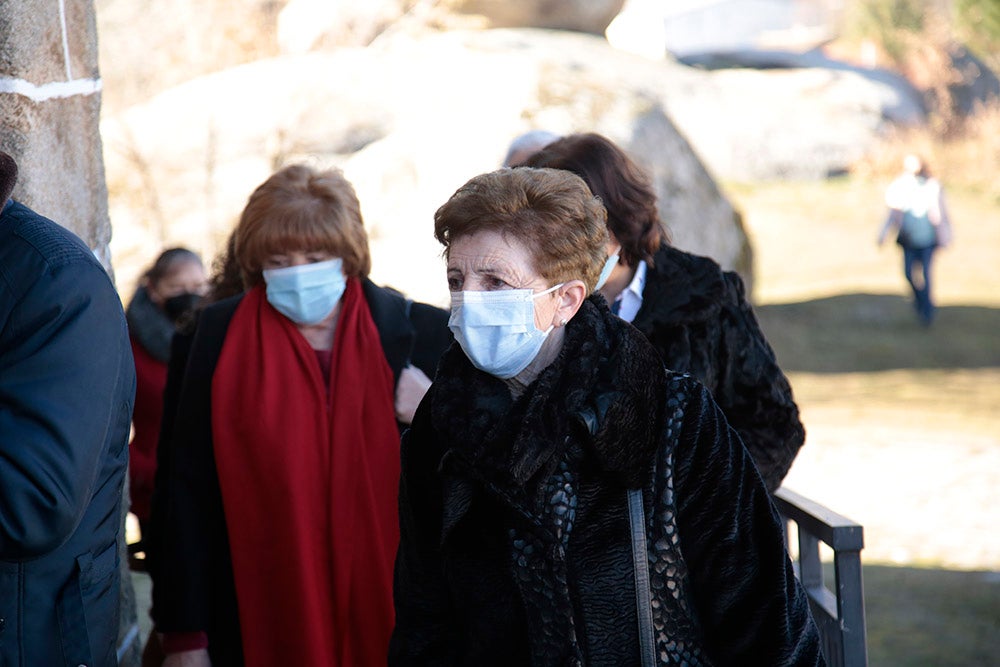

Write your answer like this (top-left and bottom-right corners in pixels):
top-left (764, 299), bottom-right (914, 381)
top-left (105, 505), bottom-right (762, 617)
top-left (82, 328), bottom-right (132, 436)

top-left (502, 129), bottom-right (561, 168)
top-left (154, 164), bottom-right (450, 667)
top-left (0, 151), bottom-right (136, 666)
top-left (126, 247), bottom-right (207, 554)
top-left (525, 133), bottom-right (804, 493)
top-left (389, 167), bottom-right (823, 665)
top-left (878, 154), bottom-right (953, 326)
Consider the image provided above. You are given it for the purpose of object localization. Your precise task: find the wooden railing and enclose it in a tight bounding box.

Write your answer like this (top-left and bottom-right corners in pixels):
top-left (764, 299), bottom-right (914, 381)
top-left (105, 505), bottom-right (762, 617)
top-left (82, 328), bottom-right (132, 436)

top-left (773, 487), bottom-right (868, 667)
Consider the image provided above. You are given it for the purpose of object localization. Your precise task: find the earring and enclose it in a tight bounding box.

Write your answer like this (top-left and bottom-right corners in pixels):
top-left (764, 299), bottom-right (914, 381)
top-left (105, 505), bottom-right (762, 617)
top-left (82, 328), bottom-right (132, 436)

top-left (560, 318), bottom-right (568, 327)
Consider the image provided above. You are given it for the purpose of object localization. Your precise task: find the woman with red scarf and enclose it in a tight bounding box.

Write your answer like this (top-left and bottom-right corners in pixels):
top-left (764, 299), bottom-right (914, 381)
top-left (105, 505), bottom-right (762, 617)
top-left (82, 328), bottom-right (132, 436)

top-left (154, 165), bottom-right (450, 667)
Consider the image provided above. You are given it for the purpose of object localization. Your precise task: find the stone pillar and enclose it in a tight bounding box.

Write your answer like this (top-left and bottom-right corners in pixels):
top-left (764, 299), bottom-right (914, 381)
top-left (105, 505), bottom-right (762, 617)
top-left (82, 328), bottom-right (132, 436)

top-left (1, 2), bottom-right (140, 665)
top-left (0, 0), bottom-right (113, 268)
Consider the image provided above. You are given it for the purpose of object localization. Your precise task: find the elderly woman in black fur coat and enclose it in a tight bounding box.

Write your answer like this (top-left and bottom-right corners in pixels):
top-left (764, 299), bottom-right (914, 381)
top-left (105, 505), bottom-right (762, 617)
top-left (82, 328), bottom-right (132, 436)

top-left (389, 168), bottom-right (824, 666)
top-left (525, 133), bottom-right (804, 493)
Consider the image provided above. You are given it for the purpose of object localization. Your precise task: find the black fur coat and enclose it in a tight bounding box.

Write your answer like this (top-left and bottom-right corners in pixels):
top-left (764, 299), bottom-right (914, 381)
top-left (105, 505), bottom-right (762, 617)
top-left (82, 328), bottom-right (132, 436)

top-left (390, 297), bottom-right (823, 666)
top-left (632, 244), bottom-right (805, 492)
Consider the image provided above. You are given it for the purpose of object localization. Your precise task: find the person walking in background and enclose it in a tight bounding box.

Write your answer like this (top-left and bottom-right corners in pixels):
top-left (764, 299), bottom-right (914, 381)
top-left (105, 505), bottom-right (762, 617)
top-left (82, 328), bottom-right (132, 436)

top-left (390, 167), bottom-right (824, 665)
top-left (0, 151), bottom-right (136, 666)
top-left (878, 154), bottom-right (953, 326)
top-left (525, 133), bottom-right (804, 493)
top-left (126, 247), bottom-right (207, 553)
top-left (154, 164), bottom-right (450, 667)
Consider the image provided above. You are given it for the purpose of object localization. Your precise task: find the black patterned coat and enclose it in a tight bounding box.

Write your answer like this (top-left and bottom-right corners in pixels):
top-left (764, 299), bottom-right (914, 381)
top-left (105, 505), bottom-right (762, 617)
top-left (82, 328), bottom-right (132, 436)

top-left (632, 244), bottom-right (804, 492)
top-left (389, 297), bottom-right (823, 666)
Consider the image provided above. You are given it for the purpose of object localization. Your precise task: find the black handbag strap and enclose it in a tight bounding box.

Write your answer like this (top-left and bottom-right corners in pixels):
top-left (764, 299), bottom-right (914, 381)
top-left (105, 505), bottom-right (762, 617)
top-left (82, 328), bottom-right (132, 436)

top-left (628, 487), bottom-right (656, 667)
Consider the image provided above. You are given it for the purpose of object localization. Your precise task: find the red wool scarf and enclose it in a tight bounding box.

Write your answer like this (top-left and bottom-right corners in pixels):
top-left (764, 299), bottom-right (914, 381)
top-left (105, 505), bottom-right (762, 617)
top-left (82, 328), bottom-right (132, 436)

top-left (211, 280), bottom-right (400, 666)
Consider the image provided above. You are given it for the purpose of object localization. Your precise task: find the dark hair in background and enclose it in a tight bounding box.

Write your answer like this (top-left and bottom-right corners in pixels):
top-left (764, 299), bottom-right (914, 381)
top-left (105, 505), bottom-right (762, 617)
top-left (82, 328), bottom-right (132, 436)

top-left (524, 133), bottom-right (666, 267)
top-left (204, 231), bottom-right (244, 304)
top-left (143, 247), bottom-right (203, 286)
top-left (170, 235), bottom-right (241, 335)
top-left (0, 151), bottom-right (18, 205)
top-left (910, 154), bottom-right (931, 179)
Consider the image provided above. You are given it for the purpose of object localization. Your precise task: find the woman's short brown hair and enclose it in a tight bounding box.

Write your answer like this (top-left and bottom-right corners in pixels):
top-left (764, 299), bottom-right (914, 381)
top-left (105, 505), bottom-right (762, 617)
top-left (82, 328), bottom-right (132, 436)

top-left (434, 168), bottom-right (609, 292)
top-left (524, 133), bottom-right (665, 267)
top-left (234, 164), bottom-right (371, 286)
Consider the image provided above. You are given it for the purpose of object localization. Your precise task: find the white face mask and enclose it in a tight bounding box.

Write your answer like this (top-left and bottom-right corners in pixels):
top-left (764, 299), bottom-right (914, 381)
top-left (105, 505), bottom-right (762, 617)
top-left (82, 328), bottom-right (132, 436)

top-left (448, 283), bottom-right (562, 379)
top-left (261, 258), bottom-right (345, 325)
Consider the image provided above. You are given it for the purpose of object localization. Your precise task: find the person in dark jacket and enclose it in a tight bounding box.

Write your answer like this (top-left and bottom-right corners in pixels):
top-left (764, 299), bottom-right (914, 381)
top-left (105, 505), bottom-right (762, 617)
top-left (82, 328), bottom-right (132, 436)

top-left (0, 151), bottom-right (136, 666)
top-left (524, 133), bottom-right (804, 492)
top-left (389, 167), bottom-right (823, 665)
top-left (126, 247), bottom-right (206, 546)
top-left (154, 164), bottom-right (450, 667)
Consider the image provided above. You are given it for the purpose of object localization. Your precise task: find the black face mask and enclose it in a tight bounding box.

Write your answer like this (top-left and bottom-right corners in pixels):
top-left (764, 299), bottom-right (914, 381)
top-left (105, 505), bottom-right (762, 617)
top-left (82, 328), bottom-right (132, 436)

top-left (163, 293), bottom-right (202, 323)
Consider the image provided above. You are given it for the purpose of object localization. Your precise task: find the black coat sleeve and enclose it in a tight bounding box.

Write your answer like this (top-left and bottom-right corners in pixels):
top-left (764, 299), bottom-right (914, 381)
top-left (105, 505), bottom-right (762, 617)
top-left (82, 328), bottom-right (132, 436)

top-left (389, 395), bottom-right (460, 665)
top-left (407, 301), bottom-right (452, 381)
top-left (672, 381), bottom-right (823, 666)
top-left (145, 328), bottom-right (195, 597)
top-left (714, 271), bottom-right (805, 492)
top-left (152, 302), bottom-right (239, 640)
top-left (0, 257), bottom-right (134, 558)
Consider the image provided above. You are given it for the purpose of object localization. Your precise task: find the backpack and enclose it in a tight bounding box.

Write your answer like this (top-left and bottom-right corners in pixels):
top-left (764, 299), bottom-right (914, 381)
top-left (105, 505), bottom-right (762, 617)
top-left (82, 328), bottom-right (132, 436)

top-left (896, 179), bottom-right (938, 249)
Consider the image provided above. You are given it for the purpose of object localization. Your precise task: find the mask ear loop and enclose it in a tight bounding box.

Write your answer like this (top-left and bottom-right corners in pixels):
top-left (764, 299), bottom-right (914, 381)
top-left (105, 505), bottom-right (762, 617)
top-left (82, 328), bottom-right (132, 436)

top-left (531, 282), bottom-right (565, 299)
top-left (531, 282), bottom-right (565, 334)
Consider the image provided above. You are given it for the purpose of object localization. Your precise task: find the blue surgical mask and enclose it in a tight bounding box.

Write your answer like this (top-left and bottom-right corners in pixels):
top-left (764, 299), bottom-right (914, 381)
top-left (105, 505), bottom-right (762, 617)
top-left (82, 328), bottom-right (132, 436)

top-left (262, 258), bottom-right (346, 325)
top-left (449, 283), bottom-right (562, 379)
top-left (594, 251), bottom-right (620, 290)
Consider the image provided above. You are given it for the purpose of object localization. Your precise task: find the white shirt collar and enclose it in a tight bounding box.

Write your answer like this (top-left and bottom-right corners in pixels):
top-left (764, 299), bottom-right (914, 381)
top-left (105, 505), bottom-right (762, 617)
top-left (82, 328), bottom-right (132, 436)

top-left (613, 260), bottom-right (648, 323)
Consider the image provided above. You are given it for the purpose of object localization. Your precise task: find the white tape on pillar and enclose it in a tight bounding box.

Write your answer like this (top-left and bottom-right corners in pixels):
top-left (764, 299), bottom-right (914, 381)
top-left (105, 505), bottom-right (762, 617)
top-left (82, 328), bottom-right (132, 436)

top-left (0, 0), bottom-right (101, 102)
top-left (0, 77), bottom-right (102, 101)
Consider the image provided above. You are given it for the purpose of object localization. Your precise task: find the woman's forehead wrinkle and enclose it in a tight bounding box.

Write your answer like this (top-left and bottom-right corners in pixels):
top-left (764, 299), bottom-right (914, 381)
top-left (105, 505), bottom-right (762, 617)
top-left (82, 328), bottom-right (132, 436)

top-left (450, 248), bottom-right (521, 275)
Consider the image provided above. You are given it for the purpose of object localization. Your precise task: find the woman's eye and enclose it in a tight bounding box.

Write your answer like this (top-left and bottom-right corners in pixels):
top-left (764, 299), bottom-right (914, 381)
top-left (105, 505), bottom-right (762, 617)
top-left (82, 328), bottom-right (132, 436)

top-left (447, 278), bottom-right (462, 291)
top-left (485, 276), bottom-right (508, 290)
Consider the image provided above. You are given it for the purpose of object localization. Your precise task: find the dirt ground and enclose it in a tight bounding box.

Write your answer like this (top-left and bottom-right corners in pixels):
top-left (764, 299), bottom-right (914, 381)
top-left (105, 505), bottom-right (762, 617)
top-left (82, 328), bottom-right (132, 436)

top-left (779, 372), bottom-right (1000, 571)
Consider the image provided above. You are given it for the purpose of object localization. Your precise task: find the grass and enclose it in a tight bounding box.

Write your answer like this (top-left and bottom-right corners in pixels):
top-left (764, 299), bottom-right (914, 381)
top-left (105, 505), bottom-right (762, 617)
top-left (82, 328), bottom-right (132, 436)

top-left (828, 564), bottom-right (1000, 667)
top-left (724, 175), bottom-right (1000, 665)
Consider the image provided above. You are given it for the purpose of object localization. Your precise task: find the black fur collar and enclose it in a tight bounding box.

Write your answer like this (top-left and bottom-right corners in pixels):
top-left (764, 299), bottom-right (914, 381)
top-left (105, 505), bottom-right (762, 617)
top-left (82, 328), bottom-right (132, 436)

top-left (431, 296), bottom-right (667, 491)
top-left (126, 286), bottom-right (175, 363)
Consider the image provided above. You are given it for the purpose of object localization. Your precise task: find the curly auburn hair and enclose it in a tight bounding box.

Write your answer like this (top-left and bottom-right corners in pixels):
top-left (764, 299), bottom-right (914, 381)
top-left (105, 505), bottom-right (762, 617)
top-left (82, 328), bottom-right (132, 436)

top-left (434, 167), bottom-right (609, 293)
top-left (234, 164), bottom-right (371, 286)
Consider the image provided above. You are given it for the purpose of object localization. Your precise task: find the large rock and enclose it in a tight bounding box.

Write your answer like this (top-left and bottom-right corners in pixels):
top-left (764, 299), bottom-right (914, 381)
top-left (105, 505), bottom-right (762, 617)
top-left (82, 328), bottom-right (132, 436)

top-left (277, 0), bottom-right (410, 53)
top-left (663, 65), bottom-right (919, 181)
top-left (103, 28), bottom-right (751, 305)
top-left (95, 0), bottom-right (285, 113)
top-left (96, 0), bottom-right (625, 112)
top-left (659, 49), bottom-right (927, 181)
top-left (444, 0), bottom-right (625, 34)
top-left (2, 3), bottom-right (139, 664)
top-left (606, 2), bottom-right (929, 180)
